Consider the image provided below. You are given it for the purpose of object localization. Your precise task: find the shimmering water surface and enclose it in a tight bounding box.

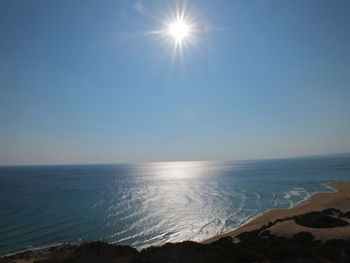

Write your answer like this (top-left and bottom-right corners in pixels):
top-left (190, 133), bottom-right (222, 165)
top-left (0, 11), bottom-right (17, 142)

top-left (0, 156), bottom-right (350, 256)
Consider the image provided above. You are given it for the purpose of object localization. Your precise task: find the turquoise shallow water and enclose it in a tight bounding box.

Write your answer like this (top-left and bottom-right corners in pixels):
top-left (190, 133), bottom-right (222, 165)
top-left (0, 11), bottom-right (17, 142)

top-left (0, 156), bottom-right (350, 256)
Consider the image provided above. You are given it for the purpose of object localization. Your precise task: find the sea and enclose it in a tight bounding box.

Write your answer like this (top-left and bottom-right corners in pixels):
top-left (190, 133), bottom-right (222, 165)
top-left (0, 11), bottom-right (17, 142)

top-left (0, 156), bottom-right (350, 256)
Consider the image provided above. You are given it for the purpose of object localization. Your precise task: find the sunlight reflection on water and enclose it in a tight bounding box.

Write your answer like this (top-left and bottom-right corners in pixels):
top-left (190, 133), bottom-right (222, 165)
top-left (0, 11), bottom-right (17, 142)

top-left (1, 157), bottom-right (349, 255)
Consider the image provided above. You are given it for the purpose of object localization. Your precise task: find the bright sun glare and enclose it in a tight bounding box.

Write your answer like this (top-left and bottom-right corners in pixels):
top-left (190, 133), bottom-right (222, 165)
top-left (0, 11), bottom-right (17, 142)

top-left (161, 3), bottom-right (196, 53)
top-left (168, 19), bottom-right (190, 42)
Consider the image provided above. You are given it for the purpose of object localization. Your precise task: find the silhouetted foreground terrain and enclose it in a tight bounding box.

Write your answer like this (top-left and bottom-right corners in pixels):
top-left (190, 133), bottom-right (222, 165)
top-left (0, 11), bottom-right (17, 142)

top-left (2, 208), bottom-right (350, 263)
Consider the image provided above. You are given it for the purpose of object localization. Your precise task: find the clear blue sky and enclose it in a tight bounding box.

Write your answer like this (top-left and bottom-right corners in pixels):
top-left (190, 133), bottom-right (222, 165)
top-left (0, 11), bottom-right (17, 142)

top-left (1, 0), bottom-right (349, 165)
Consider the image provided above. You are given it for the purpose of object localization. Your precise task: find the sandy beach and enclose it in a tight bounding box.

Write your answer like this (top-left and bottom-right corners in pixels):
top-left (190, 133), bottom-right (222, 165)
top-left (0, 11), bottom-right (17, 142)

top-left (203, 182), bottom-right (350, 243)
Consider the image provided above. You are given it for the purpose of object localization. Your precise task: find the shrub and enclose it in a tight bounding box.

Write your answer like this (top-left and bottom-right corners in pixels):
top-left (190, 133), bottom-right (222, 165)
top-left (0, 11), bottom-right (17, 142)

top-left (323, 239), bottom-right (350, 248)
top-left (294, 212), bottom-right (349, 228)
top-left (210, 236), bottom-right (235, 249)
top-left (342, 211), bottom-right (350, 218)
top-left (259, 230), bottom-right (270, 237)
top-left (322, 208), bottom-right (343, 216)
top-left (236, 229), bottom-right (260, 241)
top-left (292, 231), bottom-right (314, 244)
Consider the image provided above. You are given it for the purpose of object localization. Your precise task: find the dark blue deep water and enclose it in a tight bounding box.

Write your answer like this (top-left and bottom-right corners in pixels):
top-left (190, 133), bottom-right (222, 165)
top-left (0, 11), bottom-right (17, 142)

top-left (1, 156), bottom-right (350, 256)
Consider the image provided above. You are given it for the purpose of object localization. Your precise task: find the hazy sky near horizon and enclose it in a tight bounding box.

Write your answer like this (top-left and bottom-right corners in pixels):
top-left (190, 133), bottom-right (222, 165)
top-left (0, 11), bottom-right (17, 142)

top-left (1, 0), bottom-right (350, 165)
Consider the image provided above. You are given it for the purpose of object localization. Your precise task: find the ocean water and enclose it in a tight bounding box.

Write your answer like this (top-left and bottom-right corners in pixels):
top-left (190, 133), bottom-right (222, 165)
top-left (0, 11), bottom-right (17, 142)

top-left (0, 156), bottom-right (350, 256)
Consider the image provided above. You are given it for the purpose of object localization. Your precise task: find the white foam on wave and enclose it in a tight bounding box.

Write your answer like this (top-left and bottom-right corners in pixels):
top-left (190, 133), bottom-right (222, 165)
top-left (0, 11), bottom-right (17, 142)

top-left (289, 190), bottom-right (301, 196)
top-left (323, 182), bottom-right (338, 193)
top-left (283, 192), bottom-right (291, 199)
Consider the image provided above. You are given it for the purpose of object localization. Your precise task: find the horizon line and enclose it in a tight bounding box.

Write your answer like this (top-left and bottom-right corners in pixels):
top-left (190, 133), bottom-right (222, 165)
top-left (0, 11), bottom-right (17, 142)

top-left (1, 151), bottom-right (349, 168)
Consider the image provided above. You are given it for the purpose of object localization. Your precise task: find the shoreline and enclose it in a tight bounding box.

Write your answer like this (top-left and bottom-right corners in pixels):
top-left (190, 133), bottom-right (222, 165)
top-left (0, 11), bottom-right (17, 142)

top-left (203, 182), bottom-right (350, 243)
top-left (199, 181), bottom-right (338, 244)
top-left (2, 182), bottom-right (350, 262)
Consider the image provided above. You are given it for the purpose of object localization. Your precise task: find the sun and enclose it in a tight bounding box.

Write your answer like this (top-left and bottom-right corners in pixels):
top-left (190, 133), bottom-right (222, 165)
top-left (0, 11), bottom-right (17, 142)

top-left (168, 19), bottom-right (190, 43)
top-left (160, 2), bottom-right (197, 54)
